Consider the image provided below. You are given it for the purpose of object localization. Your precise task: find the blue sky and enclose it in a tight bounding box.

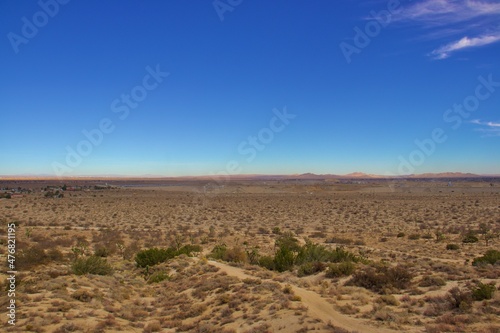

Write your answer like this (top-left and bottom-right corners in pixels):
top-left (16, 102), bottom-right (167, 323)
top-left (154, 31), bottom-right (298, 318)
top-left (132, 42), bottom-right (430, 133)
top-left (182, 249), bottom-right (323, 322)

top-left (1, 0), bottom-right (499, 177)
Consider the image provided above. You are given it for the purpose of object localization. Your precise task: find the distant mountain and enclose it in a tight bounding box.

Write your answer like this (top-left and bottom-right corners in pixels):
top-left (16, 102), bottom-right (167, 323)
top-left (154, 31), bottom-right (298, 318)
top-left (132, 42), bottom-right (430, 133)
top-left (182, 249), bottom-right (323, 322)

top-left (0, 171), bottom-right (493, 181)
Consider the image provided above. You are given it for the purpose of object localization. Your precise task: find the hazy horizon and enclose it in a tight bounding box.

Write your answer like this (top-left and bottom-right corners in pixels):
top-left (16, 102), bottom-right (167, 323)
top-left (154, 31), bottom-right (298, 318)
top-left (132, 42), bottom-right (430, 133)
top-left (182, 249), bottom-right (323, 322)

top-left (2, 1), bottom-right (500, 177)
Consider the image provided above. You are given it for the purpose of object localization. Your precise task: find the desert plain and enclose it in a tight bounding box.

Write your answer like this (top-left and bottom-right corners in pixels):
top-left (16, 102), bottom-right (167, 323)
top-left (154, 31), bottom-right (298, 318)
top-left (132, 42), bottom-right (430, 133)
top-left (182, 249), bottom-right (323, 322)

top-left (1, 178), bottom-right (499, 333)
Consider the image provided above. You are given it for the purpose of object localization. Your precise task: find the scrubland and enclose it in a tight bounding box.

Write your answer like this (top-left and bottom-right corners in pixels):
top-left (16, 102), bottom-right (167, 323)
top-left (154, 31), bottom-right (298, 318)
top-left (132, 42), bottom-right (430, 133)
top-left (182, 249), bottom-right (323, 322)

top-left (1, 180), bottom-right (499, 332)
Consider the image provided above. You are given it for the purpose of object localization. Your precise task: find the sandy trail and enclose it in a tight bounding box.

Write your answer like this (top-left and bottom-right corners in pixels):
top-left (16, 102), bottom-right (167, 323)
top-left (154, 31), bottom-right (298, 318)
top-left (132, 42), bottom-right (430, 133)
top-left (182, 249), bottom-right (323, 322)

top-left (208, 260), bottom-right (420, 333)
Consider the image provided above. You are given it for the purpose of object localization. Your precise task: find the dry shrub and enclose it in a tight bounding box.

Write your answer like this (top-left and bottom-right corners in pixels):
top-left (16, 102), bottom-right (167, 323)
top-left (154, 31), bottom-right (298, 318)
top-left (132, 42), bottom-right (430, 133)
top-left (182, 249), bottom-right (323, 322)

top-left (53, 323), bottom-right (81, 333)
top-left (424, 294), bottom-right (451, 317)
top-left (377, 295), bottom-right (400, 306)
top-left (424, 287), bottom-right (474, 317)
top-left (419, 275), bottom-right (446, 287)
top-left (18, 245), bottom-right (48, 268)
top-left (447, 287), bottom-right (473, 311)
top-left (297, 261), bottom-right (326, 276)
top-left (372, 306), bottom-right (397, 322)
top-left (435, 313), bottom-right (476, 325)
top-left (347, 264), bottom-right (413, 293)
top-left (143, 320), bottom-right (161, 333)
top-left (210, 244), bottom-right (247, 263)
top-left (325, 236), bottom-right (353, 245)
top-left (325, 321), bottom-right (354, 333)
top-left (244, 323), bottom-right (271, 333)
top-left (425, 323), bottom-right (458, 333)
top-left (326, 261), bottom-right (356, 278)
top-left (338, 303), bottom-right (359, 314)
top-left (71, 289), bottom-right (93, 302)
top-left (71, 255), bottom-right (113, 275)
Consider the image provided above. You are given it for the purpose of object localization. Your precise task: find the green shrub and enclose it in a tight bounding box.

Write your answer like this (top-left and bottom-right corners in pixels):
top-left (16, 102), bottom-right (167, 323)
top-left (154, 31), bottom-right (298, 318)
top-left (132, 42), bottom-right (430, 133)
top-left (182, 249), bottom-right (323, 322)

top-left (325, 261), bottom-right (356, 278)
top-left (462, 232), bottom-right (479, 244)
top-left (252, 236), bottom-right (361, 272)
top-left (177, 244), bottom-right (202, 256)
top-left (328, 246), bottom-right (361, 263)
top-left (472, 250), bottom-right (500, 266)
top-left (272, 233), bottom-right (301, 272)
top-left (71, 256), bottom-right (113, 275)
top-left (210, 244), bottom-right (228, 260)
top-left (296, 240), bottom-right (331, 264)
top-left (274, 244), bottom-right (297, 272)
top-left (148, 271), bottom-right (170, 284)
top-left (396, 232), bottom-right (405, 238)
top-left (135, 244), bottom-right (201, 268)
top-left (446, 244), bottom-right (459, 251)
top-left (408, 233), bottom-right (420, 240)
top-left (297, 261), bottom-right (326, 277)
top-left (258, 255), bottom-right (275, 270)
top-left (135, 248), bottom-right (176, 268)
top-left (472, 282), bottom-right (496, 301)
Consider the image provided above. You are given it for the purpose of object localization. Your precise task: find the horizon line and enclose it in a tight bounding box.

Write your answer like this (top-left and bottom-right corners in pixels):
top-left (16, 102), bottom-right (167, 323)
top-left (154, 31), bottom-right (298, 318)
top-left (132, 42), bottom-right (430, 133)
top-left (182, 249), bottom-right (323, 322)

top-left (1, 171), bottom-right (499, 181)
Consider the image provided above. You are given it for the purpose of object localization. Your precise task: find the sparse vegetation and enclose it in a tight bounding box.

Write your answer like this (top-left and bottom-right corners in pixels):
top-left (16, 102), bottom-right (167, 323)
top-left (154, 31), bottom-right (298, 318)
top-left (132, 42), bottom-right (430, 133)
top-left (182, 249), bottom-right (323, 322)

top-left (71, 255), bottom-right (113, 275)
top-left (347, 264), bottom-right (414, 293)
top-left (325, 261), bottom-right (356, 278)
top-left (135, 244), bottom-right (201, 268)
top-left (419, 275), bottom-right (446, 287)
top-left (2, 181), bottom-right (499, 333)
top-left (472, 249), bottom-right (500, 266)
top-left (472, 282), bottom-right (496, 301)
top-left (210, 243), bottom-right (247, 263)
top-left (147, 271), bottom-right (170, 284)
top-left (462, 231), bottom-right (479, 244)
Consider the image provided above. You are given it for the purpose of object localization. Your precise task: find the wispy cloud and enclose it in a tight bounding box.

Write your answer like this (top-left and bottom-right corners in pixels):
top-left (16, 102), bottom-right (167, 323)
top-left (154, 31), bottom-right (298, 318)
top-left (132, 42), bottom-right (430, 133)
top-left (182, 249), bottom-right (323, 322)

top-left (397, 0), bottom-right (500, 59)
top-left (470, 119), bottom-right (500, 137)
top-left (430, 33), bottom-right (500, 59)
top-left (399, 0), bottom-right (500, 26)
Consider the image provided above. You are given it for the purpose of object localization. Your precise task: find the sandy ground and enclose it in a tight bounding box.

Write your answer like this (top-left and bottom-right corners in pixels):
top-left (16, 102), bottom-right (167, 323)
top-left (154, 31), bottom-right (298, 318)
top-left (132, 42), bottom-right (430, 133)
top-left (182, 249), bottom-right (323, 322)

top-left (0, 179), bottom-right (499, 332)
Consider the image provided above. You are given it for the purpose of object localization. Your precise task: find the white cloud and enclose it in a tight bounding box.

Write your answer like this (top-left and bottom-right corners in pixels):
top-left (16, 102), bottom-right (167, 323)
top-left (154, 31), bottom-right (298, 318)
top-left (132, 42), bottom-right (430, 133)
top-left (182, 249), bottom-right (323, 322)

top-left (397, 0), bottom-right (500, 59)
top-left (470, 119), bottom-right (500, 137)
top-left (430, 33), bottom-right (500, 59)
top-left (399, 0), bottom-right (500, 26)
top-left (471, 119), bottom-right (500, 127)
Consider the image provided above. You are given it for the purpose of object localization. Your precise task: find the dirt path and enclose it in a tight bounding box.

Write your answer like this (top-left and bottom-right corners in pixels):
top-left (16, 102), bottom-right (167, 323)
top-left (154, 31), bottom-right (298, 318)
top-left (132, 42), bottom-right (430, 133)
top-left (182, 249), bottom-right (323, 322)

top-left (207, 260), bottom-right (419, 333)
